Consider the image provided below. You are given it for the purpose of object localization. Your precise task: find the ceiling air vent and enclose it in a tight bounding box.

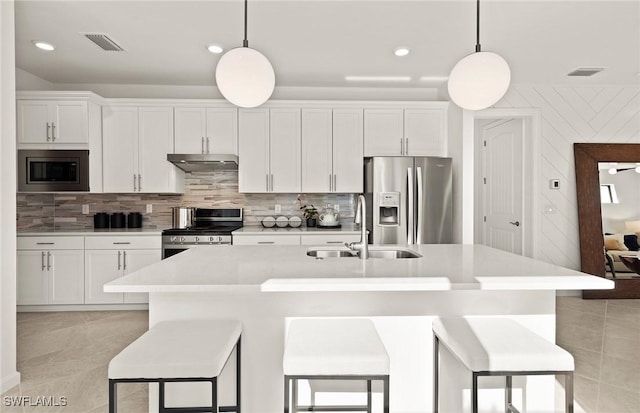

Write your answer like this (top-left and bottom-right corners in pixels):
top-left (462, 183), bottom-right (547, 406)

top-left (567, 68), bottom-right (603, 77)
top-left (83, 33), bottom-right (125, 51)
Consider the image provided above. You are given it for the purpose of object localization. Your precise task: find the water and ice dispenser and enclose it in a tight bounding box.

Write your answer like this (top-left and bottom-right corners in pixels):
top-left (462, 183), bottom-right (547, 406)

top-left (378, 192), bottom-right (400, 226)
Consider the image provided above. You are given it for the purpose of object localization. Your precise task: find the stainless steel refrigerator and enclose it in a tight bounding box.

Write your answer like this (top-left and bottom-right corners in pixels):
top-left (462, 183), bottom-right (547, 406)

top-left (364, 157), bottom-right (452, 245)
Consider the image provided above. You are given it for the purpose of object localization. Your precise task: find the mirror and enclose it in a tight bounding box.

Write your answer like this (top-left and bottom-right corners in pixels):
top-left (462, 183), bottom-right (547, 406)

top-left (574, 143), bottom-right (640, 298)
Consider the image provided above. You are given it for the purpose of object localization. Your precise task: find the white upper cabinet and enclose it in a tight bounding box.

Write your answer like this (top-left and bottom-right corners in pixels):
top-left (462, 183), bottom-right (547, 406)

top-left (103, 105), bottom-right (183, 193)
top-left (17, 100), bottom-right (88, 146)
top-left (302, 108), bottom-right (363, 193)
top-left (364, 107), bottom-right (447, 157)
top-left (239, 108), bottom-right (301, 193)
top-left (174, 106), bottom-right (237, 154)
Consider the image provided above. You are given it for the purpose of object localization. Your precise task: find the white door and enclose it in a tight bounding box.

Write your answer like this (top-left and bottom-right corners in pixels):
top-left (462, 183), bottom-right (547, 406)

top-left (174, 107), bottom-right (207, 154)
top-left (270, 108), bottom-right (301, 192)
top-left (138, 106), bottom-right (174, 193)
top-left (404, 109), bottom-right (446, 156)
top-left (481, 119), bottom-right (524, 255)
top-left (238, 109), bottom-right (270, 192)
top-left (103, 106), bottom-right (138, 192)
top-left (17, 101), bottom-right (51, 144)
top-left (16, 250), bottom-right (48, 305)
top-left (363, 109), bottom-right (403, 156)
top-left (84, 250), bottom-right (124, 304)
top-left (206, 108), bottom-right (238, 155)
top-left (301, 109), bottom-right (332, 193)
top-left (333, 109), bottom-right (364, 193)
top-left (49, 250), bottom-right (84, 304)
top-left (52, 101), bottom-right (88, 144)
top-left (122, 249), bottom-right (161, 304)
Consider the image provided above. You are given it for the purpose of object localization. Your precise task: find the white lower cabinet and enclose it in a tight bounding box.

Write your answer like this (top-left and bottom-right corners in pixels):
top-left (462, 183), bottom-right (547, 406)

top-left (300, 234), bottom-right (360, 246)
top-left (17, 245), bottom-right (84, 306)
top-left (233, 232), bottom-right (360, 246)
top-left (85, 236), bottom-right (161, 305)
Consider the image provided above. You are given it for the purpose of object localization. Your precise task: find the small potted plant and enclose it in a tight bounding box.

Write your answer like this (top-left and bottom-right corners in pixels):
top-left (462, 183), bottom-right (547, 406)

top-left (300, 204), bottom-right (319, 227)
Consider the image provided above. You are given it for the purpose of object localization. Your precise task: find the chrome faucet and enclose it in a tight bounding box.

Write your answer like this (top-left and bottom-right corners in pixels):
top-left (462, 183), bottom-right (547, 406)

top-left (346, 194), bottom-right (369, 259)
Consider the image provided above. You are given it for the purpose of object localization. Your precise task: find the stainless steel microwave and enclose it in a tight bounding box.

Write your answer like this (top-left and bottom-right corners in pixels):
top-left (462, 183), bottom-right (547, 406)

top-left (18, 150), bottom-right (89, 192)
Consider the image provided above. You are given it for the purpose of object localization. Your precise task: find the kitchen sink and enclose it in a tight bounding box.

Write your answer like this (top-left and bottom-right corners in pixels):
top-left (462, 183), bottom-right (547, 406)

top-left (306, 248), bottom-right (422, 259)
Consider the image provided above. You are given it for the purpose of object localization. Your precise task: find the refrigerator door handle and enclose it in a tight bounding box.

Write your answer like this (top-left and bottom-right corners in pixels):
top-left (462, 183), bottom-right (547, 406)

top-left (416, 166), bottom-right (424, 244)
top-left (407, 167), bottom-right (414, 244)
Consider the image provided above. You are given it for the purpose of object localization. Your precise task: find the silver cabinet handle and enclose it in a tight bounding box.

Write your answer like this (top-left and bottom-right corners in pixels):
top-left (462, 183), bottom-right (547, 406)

top-left (329, 174), bottom-right (332, 191)
top-left (207, 137), bottom-right (210, 154)
top-left (258, 241), bottom-right (275, 245)
top-left (400, 138), bottom-right (404, 155)
top-left (117, 250), bottom-right (121, 270)
top-left (46, 123), bottom-right (51, 141)
top-left (36, 242), bottom-right (54, 245)
top-left (509, 221), bottom-right (521, 227)
top-left (41, 251), bottom-right (46, 271)
top-left (407, 167), bottom-right (414, 244)
top-left (405, 138), bottom-right (409, 155)
top-left (133, 174), bottom-right (137, 192)
top-left (112, 242), bottom-right (131, 245)
top-left (138, 174), bottom-right (142, 192)
top-left (202, 137), bottom-right (205, 154)
top-left (416, 167), bottom-right (424, 244)
top-left (271, 174), bottom-right (274, 192)
top-left (266, 174), bottom-right (269, 191)
top-left (333, 174), bottom-right (337, 192)
top-left (51, 123), bottom-right (56, 141)
top-left (326, 241), bottom-right (343, 244)
top-left (123, 251), bottom-right (127, 271)
top-left (47, 251), bottom-right (51, 271)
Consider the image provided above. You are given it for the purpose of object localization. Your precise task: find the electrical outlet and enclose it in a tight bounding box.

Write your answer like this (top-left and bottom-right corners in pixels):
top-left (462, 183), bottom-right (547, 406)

top-left (146, 204), bottom-right (153, 213)
top-left (275, 204), bottom-right (281, 213)
top-left (82, 204), bottom-right (90, 214)
top-left (334, 204), bottom-right (340, 212)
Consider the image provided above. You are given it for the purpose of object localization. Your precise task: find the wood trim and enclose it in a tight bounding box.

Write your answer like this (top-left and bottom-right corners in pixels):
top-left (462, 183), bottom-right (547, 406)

top-left (574, 143), bottom-right (640, 299)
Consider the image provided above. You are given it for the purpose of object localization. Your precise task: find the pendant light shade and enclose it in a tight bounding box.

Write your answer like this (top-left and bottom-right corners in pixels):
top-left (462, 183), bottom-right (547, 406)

top-left (215, 0), bottom-right (275, 108)
top-left (216, 47), bottom-right (275, 108)
top-left (448, 0), bottom-right (511, 111)
top-left (448, 51), bottom-right (511, 111)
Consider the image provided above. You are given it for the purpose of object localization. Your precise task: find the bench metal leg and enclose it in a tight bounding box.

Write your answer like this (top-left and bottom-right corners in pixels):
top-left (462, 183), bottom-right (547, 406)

top-left (366, 380), bottom-right (372, 413)
top-left (383, 376), bottom-right (390, 413)
top-left (292, 378), bottom-right (298, 413)
top-left (284, 376), bottom-right (290, 413)
top-left (433, 334), bottom-right (439, 413)
top-left (108, 379), bottom-right (117, 413)
top-left (505, 375), bottom-right (512, 413)
top-left (565, 372), bottom-right (574, 413)
top-left (472, 372), bottom-right (479, 413)
top-left (212, 377), bottom-right (218, 413)
top-left (159, 380), bottom-right (166, 413)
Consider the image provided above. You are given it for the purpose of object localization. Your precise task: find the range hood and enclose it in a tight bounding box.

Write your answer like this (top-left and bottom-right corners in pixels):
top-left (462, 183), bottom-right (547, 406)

top-left (167, 154), bottom-right (238, 172)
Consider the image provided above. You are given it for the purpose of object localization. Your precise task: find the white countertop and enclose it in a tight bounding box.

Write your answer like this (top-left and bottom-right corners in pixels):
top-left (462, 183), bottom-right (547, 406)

top-left (104, 244), bottom-right (614, 293)
top-left (18, 228), bottom-right (163, 236)
top-left (232, 224), bottom-right (360, 235)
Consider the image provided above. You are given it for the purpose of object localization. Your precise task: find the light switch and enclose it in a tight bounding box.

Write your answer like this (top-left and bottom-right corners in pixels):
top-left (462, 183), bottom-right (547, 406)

top-left (334, 204), bottom-right (340, 212)
top-left (275, 204), bottom-right (281, 213)
top-left (82, 204), bottom-right (90, 214)
top-left (146, 204), bottom-right (153, 213)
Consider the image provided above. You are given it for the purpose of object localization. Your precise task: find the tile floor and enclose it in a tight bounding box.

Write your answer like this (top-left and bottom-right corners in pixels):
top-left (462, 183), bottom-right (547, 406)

top-left (2, 297), bottom-right (639, 412)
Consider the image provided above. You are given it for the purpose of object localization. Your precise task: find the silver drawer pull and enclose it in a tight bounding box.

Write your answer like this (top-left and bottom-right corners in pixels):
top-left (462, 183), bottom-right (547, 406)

top-left (113, 242), bottom-right (131, 245)
top-left (258, 241), bottom-right (275, 245)
top-left (325, 241), bottom-right (343, 244)
top-left (36, 242), bottom-right (55, 245)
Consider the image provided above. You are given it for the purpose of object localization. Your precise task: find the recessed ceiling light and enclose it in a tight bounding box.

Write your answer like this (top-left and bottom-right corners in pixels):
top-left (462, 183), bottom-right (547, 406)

top-left (394, 47), bottom-right (410, 57)
top-left (207, 45), bottom-right (224, 54)
top-left (33, 41), bottom-right (55, 51)
top-left (345, 76), bottom-right (411, 82)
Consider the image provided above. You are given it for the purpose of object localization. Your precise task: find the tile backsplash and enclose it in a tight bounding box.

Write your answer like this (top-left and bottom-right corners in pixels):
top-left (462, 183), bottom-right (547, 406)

top-left (17, 172), bottom-right (356, 231)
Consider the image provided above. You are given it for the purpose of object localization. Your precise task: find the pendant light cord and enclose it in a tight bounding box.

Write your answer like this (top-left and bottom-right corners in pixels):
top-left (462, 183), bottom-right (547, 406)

top-left (243, 0), bottom-right (249, 47)
top-left (475, 0), bottom-right (481, 52)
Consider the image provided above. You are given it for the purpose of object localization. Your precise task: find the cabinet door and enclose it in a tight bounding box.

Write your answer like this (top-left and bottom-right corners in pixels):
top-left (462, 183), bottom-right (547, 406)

top-left (333, 109), bottom-right (364, 193)
top-left (84, 250), bottom-right (123, 304)
top-left (301, 109), bottom-right (332, 193)
top-left (238, 109), bottom-right (270, 192)
top-left (363, 109), bottom-right (404, 156)
top-left (52, 101), bottom-right (88, 144)
top-left (49, 250), bottom-right (84, 305)
top-left (174, 107), bottom-right (207, 154)
top-left (138, 106), bottom-right (175, 193)
top-left (404, 109), bottom-right (446, 156)
top-left (103, 106), bottom-right (138, 192)
top-left (17, 250), bottom-right (48, 305)
top-left (17, 101), bottom-right (51, 144)
top-left (206, 108), bottom-right (238, 155)
top-left (270, 108), bottom-right (301, 192)
top-left (232, 235), bottom-right (301, 245)
top-left (122, 249), bottom-right (161, 304)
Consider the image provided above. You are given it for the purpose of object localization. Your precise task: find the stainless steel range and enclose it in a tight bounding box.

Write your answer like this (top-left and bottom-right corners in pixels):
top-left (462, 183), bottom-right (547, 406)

top-left (161, 208), bottom-right (242, 259)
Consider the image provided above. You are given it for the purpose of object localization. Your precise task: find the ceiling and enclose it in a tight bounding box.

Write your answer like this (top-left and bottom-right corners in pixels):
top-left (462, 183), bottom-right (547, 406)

top-left (15, 0), bottom-right (640, 88)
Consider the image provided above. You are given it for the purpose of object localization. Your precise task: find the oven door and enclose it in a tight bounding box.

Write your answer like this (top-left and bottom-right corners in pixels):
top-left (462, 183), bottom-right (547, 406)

top-left (18, 150), bottom-right (90, 192)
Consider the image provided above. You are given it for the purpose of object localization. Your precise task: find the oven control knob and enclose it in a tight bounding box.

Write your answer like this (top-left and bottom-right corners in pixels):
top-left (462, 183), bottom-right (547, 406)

top-left (219, 236), bottom-right (224, 243)
top-left (180, 236), bottom-right (186, 243)
top-left (170, 236), bottom-right (177, 243)
top-left (195, 236), bottom-right (200, 243)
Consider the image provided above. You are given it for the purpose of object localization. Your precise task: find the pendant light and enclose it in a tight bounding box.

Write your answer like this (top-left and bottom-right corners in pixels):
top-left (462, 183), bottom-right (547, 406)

top-left (448, 0), bottom-right (511, 110)
top-left (215, 0), bottom-right (275, 108)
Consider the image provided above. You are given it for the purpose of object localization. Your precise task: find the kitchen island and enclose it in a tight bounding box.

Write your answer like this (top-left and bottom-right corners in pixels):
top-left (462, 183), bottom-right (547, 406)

top-left (105, 244), bottom-right (612, 413)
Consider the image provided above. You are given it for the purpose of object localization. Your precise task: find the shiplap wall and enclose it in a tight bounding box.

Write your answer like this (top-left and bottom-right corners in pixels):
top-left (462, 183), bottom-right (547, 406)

top-left (495, 85), bottom-right (640, 269)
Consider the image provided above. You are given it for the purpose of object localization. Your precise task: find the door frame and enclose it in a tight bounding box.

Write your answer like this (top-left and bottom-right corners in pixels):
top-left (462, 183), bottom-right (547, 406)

top-left (462, 108), bottom-right (541, 259)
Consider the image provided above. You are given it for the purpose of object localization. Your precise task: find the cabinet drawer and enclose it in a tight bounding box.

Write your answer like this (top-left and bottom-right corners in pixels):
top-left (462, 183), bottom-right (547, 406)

top-left (233, 235), bottom-right (301, 246)
top-left (17, 236), bottom-right (84, 250)
top-left (85, 235), bottom-right (161, 250)
top-left (300, 234), bottom-right (360, 246)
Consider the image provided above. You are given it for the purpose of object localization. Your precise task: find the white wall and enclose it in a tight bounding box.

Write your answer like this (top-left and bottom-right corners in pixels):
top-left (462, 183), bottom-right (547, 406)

top-left (15, 67), bottom-right (53, 90)
top-left (495, 85), bottom-right (640, 270)
top-left (600, 168), bottom-right (640, 233)
top-left (0, 0), bottom-right (20, 394)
